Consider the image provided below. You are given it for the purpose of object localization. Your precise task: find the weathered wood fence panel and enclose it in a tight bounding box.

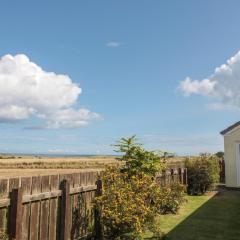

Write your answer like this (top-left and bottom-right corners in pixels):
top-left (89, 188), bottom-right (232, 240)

top-left (0, 179), bottom-right (8, 233)
top-left (0, 168), bottom-right (187, 240)
top-left (219, 159), bottom-right (225, 183)
top-left (155, 167), bottom-right (187, 186)
top-left (0, 170), bottom-right (100, 240)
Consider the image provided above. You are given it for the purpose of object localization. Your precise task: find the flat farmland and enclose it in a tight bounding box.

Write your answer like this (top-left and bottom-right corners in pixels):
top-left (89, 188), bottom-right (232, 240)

top-left (0, 168), bottom-right (103, 178)
top-left (0, 155), bottom-right (185, 178)
top-left (0, 155), bottom-right (119, 178)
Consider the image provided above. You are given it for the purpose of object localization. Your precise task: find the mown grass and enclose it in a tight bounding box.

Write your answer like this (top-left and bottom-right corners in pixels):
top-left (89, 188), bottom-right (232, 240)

top-left (144, 190), bottom-right (240, 240)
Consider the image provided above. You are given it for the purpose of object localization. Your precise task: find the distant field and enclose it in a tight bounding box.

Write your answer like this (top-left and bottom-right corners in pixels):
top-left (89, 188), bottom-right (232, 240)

top-left (0, 168), bottom-right (103, 178)
top-left (0, 155), bottom-right (120, 169)
top-left (0, 155), bottom-right (186, 167)
top-left (0, 155), bottom-right (186, 178)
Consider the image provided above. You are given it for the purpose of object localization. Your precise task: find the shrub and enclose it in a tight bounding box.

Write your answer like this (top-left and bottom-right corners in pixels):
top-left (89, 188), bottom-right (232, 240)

top-left (152, 183), bottom-right (186, 214)
top-left (95, 168), bottom-right (156, 239)
top-left (185, 154), bottom-right (220, 195)
top-left (114, 136), bottom-right (165, 176)
top-left (94, 136), bottom-right (186, 239)
top-left (95, 167), bottom-right (185, 239)
top-left (215, 151), bottom-right (224, 159)
top-left (0, 231), bottom-right (8, 240)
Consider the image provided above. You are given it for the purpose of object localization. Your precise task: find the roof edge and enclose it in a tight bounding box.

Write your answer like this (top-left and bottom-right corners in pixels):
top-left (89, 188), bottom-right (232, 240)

top-left (220, 121), bottom-right (240, 135)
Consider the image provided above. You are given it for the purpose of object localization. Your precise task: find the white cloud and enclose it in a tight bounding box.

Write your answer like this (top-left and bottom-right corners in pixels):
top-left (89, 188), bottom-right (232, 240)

top-left (48, 148), bottom-right (77, 154)
top-left (180, 77), bottom-right (215, 96)
top-left (0, 54), bottom-right (101, 128)
top-left (106, 41), bottom-right (121, 48)
top-left (179, 51), bottom-right (240, 109)
top-left (0, 105), bottom-right (33, 121)
top-left (45, 108), bottom-right (101, 129)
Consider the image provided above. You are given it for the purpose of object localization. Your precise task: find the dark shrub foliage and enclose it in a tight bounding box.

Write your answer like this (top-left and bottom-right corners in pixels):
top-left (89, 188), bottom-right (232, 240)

top-left (215, 151), bottom-right (224, 159)
top-left (185, 154), bottom-right (220, 195)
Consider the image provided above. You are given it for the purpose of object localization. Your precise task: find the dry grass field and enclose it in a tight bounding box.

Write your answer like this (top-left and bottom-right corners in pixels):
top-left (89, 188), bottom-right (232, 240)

top-left (0, 154), bottom-right (186, 178)
top-left (0, 155), bottom-right (120, 178)
top-left (0, 168), bottom-right (103, 178)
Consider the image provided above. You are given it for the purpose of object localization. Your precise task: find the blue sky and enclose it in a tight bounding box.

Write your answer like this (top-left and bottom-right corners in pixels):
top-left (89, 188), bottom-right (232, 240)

top-left (0, 0), bottom-right (240, 155)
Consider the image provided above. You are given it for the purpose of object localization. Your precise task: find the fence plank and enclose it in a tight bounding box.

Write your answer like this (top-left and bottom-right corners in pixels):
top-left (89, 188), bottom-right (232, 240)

top-left (65, 174), bottom-right (74, 236)
top-left (39, 176), bottom-right (50, 240)
top-left (29, 176), bottom-right (41, 240)
top-left (89, 173), bottom-right (96, 233)
top-left (183, 168), bottom-right (188, 185)
top-left (71, 173), bottom-right (81, 240)
top-left (49, 175), bottom-right (59, 240)
top-left (219, 160), bottom-right (225, 183)
top-left (21, 177), bottom-right (32, 240)
top-left (0, 179), bottom-right (8, 233)
top-left (89, 173), bottom-right (95, 231)
top-left (85, 173), bottom-right (91, 236)
top-left (9, 188), bottom-right (23, 240)
top-left (173, 169), bottom-right (179, 182)
top-left (81, 173), bottom-right (87, 236)
top-left (9, 178), bottom-right (20, 193)
top-left (178, 168), bottom-right (183, 184)
top-left (60, 180), bottom-right (70, 240)
top-left (165, 170), bottom-right (171, 185)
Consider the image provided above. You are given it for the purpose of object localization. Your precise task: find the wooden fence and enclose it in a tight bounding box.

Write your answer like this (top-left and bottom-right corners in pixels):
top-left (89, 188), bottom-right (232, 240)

top-left (219, 159), bottom-right (225, 183)
top-left (0, 171), bottom-right (100, 240)
top-left (155, 168), bottom-right (187, 186)
top-left (0, 168), bottom-right (187, 240)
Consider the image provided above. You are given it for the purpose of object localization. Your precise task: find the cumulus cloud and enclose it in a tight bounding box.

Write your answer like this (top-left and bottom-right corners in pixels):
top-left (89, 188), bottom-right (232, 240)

top-left (179, 51), bottom-right (240, 109)
top-left (45, 108), bottom-right (101, 129)
top-left (0, 54), bottom-right (100, 128)
top-left (180, 77), bottom-right (215, 96)
top-left (106, 41), bottom-right (121, 48)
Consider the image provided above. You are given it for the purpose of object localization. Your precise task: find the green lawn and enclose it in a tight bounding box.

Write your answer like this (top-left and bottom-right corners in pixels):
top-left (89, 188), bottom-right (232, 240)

top-left (144, 190), bottom-right (240, 240)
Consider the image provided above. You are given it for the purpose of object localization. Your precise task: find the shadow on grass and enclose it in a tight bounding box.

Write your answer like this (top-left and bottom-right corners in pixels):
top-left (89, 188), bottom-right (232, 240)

top-left (164, 190), bottom-right (240, 240)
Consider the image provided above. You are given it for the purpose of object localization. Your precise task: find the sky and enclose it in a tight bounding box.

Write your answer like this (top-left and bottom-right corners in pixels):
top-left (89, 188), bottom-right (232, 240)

top-left (0, 0), bottom-right (240, 155)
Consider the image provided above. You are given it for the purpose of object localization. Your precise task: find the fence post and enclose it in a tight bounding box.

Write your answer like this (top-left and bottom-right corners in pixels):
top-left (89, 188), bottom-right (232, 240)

top-left (222, 160), bottom-right (225, 183)
top-left (166, 169), bottom-right (171, 185)
top-left (60, 179), bottom-right (70, 240)
top-left (162, 170), bottom-right (166, 186)
top-left (9, 188), bottom-right (23, 240)
top-left (170, 169), bottom-right (174, 183)
top-left (178, 168), bottom-right (182, 183)
top-left (183, 168), bottom-right (188, 185)
top-left (219, 160), bottom-right (225, 183)
top-left (94, 175), bottom-right (103, 240)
